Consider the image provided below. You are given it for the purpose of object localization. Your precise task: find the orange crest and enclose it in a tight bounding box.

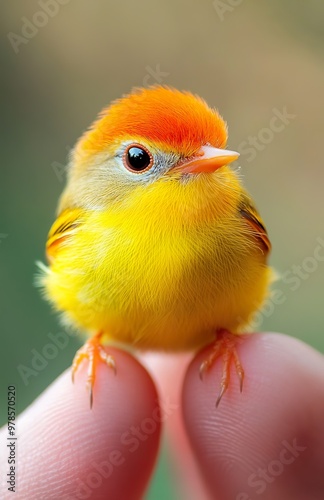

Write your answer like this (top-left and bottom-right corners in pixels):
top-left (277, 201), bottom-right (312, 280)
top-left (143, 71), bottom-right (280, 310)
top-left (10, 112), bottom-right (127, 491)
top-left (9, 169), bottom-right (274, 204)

top-left (76, 86), bottom-right (228, 161)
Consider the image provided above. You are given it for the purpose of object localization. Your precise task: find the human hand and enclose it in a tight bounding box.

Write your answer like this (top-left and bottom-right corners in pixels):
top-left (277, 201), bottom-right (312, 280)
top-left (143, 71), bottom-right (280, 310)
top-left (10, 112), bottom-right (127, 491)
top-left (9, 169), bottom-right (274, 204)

top-left (1, 333), bottom-right (324, 500)
top-left (182, 333), bottom-right (324, 500)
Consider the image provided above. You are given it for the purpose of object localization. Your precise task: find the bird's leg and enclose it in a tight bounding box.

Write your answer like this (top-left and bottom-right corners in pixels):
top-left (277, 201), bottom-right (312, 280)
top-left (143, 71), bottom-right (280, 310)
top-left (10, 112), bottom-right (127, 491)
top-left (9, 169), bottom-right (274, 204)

top-left (72, 332), bottom-right (116, 408)
top-left (199, 329), bottom-right (245, 407)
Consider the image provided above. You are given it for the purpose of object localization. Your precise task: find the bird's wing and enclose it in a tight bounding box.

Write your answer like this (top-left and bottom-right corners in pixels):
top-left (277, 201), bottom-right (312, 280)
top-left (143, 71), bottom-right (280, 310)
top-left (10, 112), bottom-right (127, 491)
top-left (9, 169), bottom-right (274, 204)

top-left (239, 195), bottom-right (271, 255)
top-left (46, 208), bottom-right (82, 263)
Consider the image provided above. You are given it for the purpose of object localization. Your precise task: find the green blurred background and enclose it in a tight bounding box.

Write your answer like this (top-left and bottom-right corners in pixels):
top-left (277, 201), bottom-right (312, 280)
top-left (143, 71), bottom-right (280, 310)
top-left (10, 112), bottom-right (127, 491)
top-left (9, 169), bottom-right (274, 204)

top-left (1, 1), bottom-right (324, 498)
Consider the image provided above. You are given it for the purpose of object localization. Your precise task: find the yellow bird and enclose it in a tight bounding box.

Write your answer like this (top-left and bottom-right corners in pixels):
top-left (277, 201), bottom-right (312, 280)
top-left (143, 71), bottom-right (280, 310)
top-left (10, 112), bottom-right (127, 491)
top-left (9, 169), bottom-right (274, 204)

top-left (39, 86), bottom-right (272, 407)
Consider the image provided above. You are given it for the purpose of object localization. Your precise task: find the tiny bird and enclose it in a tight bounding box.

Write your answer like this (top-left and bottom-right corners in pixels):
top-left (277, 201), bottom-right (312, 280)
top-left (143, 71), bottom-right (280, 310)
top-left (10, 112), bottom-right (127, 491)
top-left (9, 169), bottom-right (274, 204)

top-left (39, 86), bottom-right (273, 407)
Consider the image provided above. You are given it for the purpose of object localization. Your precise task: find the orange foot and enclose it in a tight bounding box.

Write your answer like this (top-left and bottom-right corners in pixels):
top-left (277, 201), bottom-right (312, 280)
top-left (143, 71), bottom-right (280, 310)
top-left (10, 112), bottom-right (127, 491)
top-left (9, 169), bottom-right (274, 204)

top-left (72, 332), bottom-right (116, 408)
top-left (199, 329), bottom-right (245, 407)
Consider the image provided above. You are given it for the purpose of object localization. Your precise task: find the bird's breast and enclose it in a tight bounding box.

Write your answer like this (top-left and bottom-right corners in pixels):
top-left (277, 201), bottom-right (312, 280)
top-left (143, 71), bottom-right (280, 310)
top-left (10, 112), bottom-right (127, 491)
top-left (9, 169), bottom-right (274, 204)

top-left (44, 180), bottom-right (271, 350)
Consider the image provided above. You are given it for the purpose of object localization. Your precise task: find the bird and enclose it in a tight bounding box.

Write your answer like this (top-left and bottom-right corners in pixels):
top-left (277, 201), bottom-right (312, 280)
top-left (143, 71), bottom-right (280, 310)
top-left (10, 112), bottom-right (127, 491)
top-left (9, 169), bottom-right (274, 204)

top-left (38, 86), bottom-right (272, 407)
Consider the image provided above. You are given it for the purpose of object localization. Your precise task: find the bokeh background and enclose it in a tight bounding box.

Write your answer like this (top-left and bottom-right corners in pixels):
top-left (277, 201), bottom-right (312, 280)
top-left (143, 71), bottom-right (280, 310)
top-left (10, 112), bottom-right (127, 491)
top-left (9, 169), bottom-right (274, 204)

top-left (1, 1), bottom-right (324, 498)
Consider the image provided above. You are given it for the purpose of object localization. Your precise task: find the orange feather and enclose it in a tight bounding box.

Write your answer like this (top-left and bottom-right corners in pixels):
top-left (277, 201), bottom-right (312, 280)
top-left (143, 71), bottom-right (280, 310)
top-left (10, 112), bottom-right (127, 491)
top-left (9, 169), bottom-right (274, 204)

top-left (75, 86), bottom-right (228, 163)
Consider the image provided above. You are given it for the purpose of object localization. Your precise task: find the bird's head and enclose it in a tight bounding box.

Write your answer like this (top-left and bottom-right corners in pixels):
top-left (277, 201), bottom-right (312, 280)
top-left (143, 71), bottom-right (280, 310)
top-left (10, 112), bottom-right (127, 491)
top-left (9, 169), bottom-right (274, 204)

top-left (60, 86), bottom-right (240, 220)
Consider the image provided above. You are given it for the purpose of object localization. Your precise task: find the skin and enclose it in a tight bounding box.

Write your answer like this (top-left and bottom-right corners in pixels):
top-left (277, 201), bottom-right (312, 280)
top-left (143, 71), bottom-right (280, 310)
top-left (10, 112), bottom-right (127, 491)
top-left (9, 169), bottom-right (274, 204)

top-left (1, 333), bottom-right (324, 500)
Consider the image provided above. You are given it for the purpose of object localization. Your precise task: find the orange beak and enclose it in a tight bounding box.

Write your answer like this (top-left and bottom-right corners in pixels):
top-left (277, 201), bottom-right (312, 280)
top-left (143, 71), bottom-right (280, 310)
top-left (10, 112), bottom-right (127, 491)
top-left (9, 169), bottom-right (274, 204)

top-left (176, 145), bottom-right (239, 174)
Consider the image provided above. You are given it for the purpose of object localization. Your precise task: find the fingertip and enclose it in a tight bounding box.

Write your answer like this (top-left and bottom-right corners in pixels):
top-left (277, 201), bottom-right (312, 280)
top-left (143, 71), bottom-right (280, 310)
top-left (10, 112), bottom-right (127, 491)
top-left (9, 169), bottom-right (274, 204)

top-left (182, 333), bottom-right (324, 499)
top-left (10, 348), bottom-right (161, 500)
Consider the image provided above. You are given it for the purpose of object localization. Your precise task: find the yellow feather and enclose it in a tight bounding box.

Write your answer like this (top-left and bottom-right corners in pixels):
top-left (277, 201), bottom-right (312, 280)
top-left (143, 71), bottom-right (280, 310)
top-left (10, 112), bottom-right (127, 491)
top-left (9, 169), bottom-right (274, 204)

top-left (39, 165), bottom-right (272, 351)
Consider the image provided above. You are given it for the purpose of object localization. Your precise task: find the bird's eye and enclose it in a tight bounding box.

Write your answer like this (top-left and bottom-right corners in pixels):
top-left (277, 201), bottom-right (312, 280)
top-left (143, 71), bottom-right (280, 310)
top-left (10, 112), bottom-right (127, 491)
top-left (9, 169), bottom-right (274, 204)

top-left (123, 144), bottom-right (153, 173)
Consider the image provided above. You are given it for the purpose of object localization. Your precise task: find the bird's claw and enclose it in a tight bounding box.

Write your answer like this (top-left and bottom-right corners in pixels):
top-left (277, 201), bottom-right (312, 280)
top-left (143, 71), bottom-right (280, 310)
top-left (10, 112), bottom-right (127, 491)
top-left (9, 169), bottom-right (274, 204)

top-left (71, 333), bottom-right (116, 408)
top-left (199, 329), bottom-right (245, 407)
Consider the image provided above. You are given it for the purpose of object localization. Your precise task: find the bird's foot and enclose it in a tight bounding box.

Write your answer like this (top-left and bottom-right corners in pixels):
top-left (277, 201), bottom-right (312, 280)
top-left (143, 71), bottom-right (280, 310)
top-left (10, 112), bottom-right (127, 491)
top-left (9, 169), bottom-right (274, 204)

top-left (199, 329), bottom-right (245, 407)
top-left (72, 332), bottom-right (116, 408)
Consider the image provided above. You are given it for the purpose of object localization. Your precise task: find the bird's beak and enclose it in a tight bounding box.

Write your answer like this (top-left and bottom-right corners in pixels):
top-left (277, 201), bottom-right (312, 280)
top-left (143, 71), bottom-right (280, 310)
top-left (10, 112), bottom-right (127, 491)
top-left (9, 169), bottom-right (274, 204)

top-left (176, 145), bottom-right (239, 174)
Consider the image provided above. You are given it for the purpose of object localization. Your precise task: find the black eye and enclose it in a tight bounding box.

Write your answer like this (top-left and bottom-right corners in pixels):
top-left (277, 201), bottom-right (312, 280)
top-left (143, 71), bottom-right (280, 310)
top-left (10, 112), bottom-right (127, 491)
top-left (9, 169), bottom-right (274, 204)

top-left (123, 144), bottom-right (153, 173)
